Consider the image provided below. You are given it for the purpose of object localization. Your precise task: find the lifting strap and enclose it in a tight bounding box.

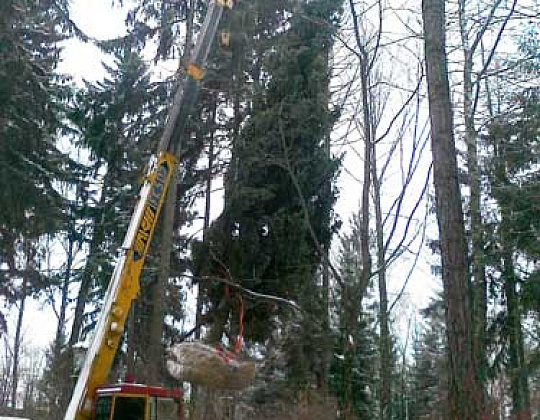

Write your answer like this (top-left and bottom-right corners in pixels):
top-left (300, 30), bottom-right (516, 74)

top-left (216, 285), bottom-right (245, 362)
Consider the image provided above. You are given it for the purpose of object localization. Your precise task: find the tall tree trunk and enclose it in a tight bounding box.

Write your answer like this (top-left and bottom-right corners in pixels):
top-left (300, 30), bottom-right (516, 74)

top-left (55, 229), bottom-right (73, 357)
top-left (55, 230), bottom-right (74, 414)
top-left (69, 251), bottom-right (93, 349)
top-left (146, 174), bottom-right (176, 385)
top-left (145, 0), bottom-right (197, 385)
top-left (320, 245), bottom-right (331, 391)
top-left (68, 178), bottom-right (110, 349)
top-left (458, 3), bottom-right (488, 400)
top-left (422, 0), bottom-right (482, 417)
top-left (349, 0), bottom-right (372, 301)
top-left (320, 82), bottom-right (332, 390)
top-left (320, 174), bottom-right (331, 391)
top-left (11, 277), bottom-right (27, 409)
top-left (503, 250), bottom-right (531, 419)
top-left (191, 105), bottom-right (215, 419)
top-left (372, 147), bottom-right (391, 420)
top-left (500, 202), bottom-right (531, 419)
top-left (359, 54), bottom-right (372, 301)
top-left (195, 101), bottom-right (216, 341)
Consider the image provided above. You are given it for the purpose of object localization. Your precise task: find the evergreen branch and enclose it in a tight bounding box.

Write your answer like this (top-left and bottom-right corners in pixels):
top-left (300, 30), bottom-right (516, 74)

top-left (276, 102), bottom-right (344, 288)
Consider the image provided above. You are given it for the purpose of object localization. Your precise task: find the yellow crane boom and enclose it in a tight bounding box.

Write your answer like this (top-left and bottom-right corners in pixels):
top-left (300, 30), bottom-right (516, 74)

top-left (64, 2), bottom-right (233, 419)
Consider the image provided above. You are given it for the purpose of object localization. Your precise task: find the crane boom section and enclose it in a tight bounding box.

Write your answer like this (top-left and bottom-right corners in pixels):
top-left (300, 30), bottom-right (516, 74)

top-left (65, 152), bottom-right (176, 420)
top-left (65, 1), bottom-right (232, 419)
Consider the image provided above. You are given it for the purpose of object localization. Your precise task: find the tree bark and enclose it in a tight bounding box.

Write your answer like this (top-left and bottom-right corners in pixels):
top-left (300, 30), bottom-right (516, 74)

top-left (457, 2), bottom-right (488, 400)
top-left (56, 229), bottom-right (74, 414)
top-left (358, 51), bottom-right (372, 302)
top-left (320, 136), bottom-right (331, 392)
top-left (146, 172), bottom-right (177, 385)
top-left (195, 102), bottom-right (216, 341)
top-left (12, 276), bottom-right (27, 409)
top-left (494, 134), bottom-right (532, 419)
top-left (503, 247), bottom-right (531, 419)
top-left (372, 147), bottom-right (391, 420)
top-left (348, 0), bottom-right (372, 302)
top-left (422, 0), bottom-right (482, 417)
top-left (145, 0), bottom-right (197, 385)
top-left (55, 229), bottom-right (73, 357)
top-left (68, 178), bottom-right (110, 349)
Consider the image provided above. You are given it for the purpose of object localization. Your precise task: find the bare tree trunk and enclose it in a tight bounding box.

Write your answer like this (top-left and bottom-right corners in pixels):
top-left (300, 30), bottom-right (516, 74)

top-left (359, 60), bottom-right (372, 299)
top-left (146, 0), bottom-right (198, 386)
top-left (55, 229), bottom-right (73, 357)
top-left (464, 58), bottom-right (488, 415)
top-left (69, 259), bottom-right (92, 350)
top-left (320, 134), bottom-right (331, 392)
top-left (422, 0), bottom-right (482, 417)
top-left (457, 3), bottom-right (488, 401)
top-left (503, 248), bottom-right (531, 420)
top-left (68, 177), bottom-right (110, 350)
top-left (55, 229), bottom-right (75, 415)
top-left (195, 101), bottom-right (216, 341)
top-left (11, 277), bottom-right (27, 409)
top-left (372, 147), bottom-right (391, 420)
top-left (190, 98), bottom-right (217, 420)
top-left (146, 173), bottom-right (177, 385)
top-left (348, 0), bottom-right (373, 301)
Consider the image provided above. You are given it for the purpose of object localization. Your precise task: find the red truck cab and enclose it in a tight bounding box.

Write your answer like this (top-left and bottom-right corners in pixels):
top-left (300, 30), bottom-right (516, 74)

top-left (93, 383), bottom-right (183, 420)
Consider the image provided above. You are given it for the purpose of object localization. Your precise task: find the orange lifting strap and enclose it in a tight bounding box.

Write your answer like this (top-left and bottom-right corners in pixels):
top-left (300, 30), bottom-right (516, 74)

top-left (217, 285), bottom-right (245, 361)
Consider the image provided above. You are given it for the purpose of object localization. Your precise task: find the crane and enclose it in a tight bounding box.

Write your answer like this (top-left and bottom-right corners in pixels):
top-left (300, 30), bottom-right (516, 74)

top-left (64, 1), bottom-right (233, 419)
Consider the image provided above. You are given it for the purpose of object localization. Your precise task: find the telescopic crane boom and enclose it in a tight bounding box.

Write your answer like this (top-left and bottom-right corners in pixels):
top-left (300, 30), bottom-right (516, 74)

top-left (64, 2), bottom-right (232, 419)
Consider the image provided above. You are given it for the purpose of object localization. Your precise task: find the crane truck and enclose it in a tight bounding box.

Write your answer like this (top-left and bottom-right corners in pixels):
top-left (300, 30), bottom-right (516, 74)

top-left (64, 1), bottom-right (233, 419)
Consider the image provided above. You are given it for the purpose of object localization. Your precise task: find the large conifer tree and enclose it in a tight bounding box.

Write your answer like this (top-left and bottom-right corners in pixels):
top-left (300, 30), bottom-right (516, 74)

top-left (196, 0), bottom-right (343, 388)
top-left (0, 1), bottom-right (74, 408)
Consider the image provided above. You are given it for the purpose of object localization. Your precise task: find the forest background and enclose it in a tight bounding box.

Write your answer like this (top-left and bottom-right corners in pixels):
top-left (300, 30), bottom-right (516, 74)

top-left (0, 0), bottom-right (539, 419)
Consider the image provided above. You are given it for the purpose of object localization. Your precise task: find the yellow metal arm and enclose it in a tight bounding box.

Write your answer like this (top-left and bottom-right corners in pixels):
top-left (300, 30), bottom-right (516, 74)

top-left (66, 152), bottom-right (176, 420)
top-left (65, 1), bottom-right (233, 418)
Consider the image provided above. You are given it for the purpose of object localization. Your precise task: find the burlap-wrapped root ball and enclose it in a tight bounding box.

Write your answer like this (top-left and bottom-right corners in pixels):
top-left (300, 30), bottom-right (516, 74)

top-left (167, 342), bottom-right (256, 390)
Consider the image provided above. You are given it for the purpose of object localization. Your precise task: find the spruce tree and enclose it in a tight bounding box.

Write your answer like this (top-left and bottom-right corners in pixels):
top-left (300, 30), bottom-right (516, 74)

top-left (196, 1), bottom-right (343, 388)
top-left (486, 89), bottom-right (539, 418)
top-left (331, 217), bottom-right (377, 418)
top-left (0, 0), bottom-right (74, 408)
top-left (410, 298), bottom-right (448, 419)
